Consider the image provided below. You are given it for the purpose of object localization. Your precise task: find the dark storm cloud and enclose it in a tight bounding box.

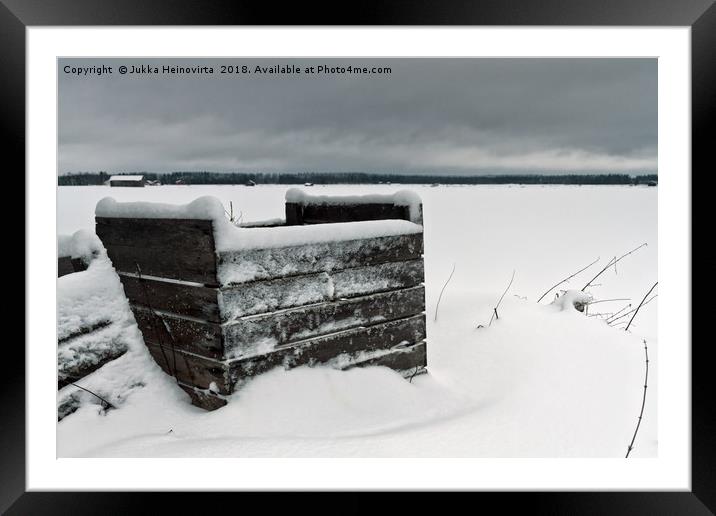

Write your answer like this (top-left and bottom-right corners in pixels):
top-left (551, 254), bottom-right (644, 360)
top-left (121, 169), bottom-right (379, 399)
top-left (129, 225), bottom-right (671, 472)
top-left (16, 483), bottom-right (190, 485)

top-left (58, 58), bottom-right (657, 174)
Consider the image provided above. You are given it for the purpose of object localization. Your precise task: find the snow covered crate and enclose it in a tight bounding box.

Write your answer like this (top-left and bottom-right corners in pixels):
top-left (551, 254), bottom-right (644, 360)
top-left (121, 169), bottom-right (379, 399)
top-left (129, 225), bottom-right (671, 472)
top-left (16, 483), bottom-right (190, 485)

top-left (57, 230), bottom-right (103, 277)
top-left (95, 190), bottom-right (427, 410)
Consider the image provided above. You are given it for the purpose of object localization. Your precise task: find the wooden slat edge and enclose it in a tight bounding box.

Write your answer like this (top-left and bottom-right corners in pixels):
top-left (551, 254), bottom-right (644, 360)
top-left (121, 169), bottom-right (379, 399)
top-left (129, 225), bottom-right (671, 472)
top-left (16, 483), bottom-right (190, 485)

top-left (144, 340), bottom-right (229, 394)
top-left (219, 258), bottom-right (425, 320)
top-left (217, 232), bottom-right (423, 285)
top-left (104, 244), bottom-right (218, 285)
top-left (228, 314), bottom-right (426, 388)
top-left (132, 306), bottom-right (224, 359)
top-left (222, 286), bottom-right (426, 359)
top-left (120, 273), bottom-right (220, 322)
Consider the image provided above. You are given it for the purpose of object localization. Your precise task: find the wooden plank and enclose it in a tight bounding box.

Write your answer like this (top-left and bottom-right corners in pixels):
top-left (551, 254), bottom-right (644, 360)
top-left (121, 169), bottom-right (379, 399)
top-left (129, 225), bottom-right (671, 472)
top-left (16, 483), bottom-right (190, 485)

top-left (58, 319), bottom-right (112, 344)
top-left (57, 325), bottom-right (129, 387)
top-left (57, 390), bottom-right (82, 421)
top-left (284, 203), bottom-right (303, 226)
top-left (119, 273), bottom-right (220, 322)
top-left (144, 341), bottom-right (230, 394)
top-left (104, 244), bottom-right (218, 284)
top-left (95, 217), bottom-right (215, 250)
top-left (285, 202), bottom-right (411, 225)
top-left (70, 257), bottom-right (89, 273)
top-left (331, 259), bottom-right (424, 299)
top-left (57, 346), bottom-right (129, 388)
top-left (219, 272), bottom-right (333, 321)
top-left (223, 286), bottom-right (426, 359)
top-left (228, 314), bottom-right (426, 388)
top-left (219, 259), bottom-right (425, 320)
top-left (58, 256), bottom-right (74, 277)
top-left (347, 341), bottom-right (427, 375)
top-left (218, 232), bottom-right (423, 285)
top-left (177, 382), bottom-right (227, 410)
top-left (132, 306), bottom-right (223, 358)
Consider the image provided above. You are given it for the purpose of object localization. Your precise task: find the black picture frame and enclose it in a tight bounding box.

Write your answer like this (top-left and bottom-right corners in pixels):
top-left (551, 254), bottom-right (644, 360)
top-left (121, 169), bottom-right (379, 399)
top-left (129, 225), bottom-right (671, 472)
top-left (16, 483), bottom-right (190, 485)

top-left (4, 1), bottom-right (712, 513)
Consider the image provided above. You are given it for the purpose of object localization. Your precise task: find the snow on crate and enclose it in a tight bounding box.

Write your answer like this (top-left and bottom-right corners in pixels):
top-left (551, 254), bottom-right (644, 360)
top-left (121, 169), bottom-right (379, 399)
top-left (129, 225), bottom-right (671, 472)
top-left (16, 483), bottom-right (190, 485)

top-left (57, 229), bottom-right (104, 276)
top-left (286, 188), bottom-right (423, 224)
top-left (57, 256), bottom-right (142, 416)
top-left (96, 195), bottom-right (422, 253)
top-left (58, 229), bottom-right (102, 260)
top-left (57, 257), bottom-right (127, 342)
top-left (93, 191), bottom-right (428, 412)
top-left (96, 196), bottom-right (226, 221)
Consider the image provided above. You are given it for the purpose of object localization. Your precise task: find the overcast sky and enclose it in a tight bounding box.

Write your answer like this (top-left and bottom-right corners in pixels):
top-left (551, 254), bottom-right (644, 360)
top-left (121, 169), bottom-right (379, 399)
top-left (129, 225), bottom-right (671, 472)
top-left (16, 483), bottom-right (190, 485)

top-left (58, 58), bottom-right (657, 175)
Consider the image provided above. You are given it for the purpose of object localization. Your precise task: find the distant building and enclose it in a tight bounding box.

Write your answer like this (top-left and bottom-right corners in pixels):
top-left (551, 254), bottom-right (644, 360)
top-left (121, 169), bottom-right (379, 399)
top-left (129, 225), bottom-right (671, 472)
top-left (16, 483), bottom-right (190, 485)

top-left (304, 182), bottom-right (314, 186)
top-left (145, 179), bottom-right (161, 186)
top-left (245, 179), bottom-right (256, 186)
top-left (109, 175), bottom-right (145, 187)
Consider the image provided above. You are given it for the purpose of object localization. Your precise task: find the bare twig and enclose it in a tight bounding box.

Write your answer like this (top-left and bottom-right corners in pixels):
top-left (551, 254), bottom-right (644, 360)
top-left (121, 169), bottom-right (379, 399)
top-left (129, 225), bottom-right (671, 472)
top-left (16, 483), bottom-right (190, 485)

top-left (585, 298), bottom-right (631, 305)
top-left (626, 339), bottom-right (649, 458)
top-left (625, 282), bottom-right (658, 332)
top-left (478, 270), bottom-right (515, 328)
top-left (224, 201), bottom-right (234, 221)
top-left (536, 257), bottom-right (600, 303)
top-left (607, 295), bottom-right (657, 325)
top-left (433, 263), bottom-right (456, 323)
top-left (408, 365), bottom-right (421, 383)
top-left (582, 243), bottom-right (647, 291)
top-left (606, 303), bottom-right (632, 323)
top-left (224, 201), bottom-right (244, 225)
top-left (68, 382), bottom-right (115, 411)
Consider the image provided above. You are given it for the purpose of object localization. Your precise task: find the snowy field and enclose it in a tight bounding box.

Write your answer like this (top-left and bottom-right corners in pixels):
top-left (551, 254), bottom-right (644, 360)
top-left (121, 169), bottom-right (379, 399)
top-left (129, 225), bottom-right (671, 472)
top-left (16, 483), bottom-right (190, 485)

top-left (57, 184), bottom-right (658, 457)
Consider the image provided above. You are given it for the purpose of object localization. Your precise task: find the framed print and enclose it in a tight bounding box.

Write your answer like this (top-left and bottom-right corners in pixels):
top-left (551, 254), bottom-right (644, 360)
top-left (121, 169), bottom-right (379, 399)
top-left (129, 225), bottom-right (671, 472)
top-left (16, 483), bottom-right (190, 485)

top-left (4, 0), bottom-right (713, 512)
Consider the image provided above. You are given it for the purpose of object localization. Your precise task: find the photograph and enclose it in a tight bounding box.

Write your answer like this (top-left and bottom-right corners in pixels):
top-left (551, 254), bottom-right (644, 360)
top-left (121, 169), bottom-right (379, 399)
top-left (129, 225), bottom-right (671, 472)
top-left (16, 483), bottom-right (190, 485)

top-left (56, 57), bottom-right (660, 459)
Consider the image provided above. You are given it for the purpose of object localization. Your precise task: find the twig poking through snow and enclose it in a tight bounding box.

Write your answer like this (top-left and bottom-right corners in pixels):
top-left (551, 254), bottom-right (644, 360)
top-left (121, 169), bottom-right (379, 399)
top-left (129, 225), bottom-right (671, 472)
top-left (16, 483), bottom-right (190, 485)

top-left (536, 257), bottom-right (600, 303)
top-left (68, 382), bottom-right (115, 411)
top-left (479, 270), bottom-right (515, 328)
top-left (607, 295), bottom-right (657, 325)
top-left (626, 339), bottom-right (649, 458)
top-left (625, 282), bottom-right (658, 332)
top-left (408, 365), bottom-right (421, 383)
top-left (224, 201), bottom-right (244, 225)
top-left (581, 243), bottom-right (647, 292)
top-left (433, 263), bottom-right (456, 323)
top-left (585, 298), bottom-right (631, 306)
top-left (606, 303), bottom-right (632, 323)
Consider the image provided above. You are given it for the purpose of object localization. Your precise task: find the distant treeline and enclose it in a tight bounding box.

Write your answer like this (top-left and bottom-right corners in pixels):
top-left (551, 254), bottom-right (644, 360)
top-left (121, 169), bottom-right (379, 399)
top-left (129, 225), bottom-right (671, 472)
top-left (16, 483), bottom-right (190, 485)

top-left (58, 171), bottom-right (658, 186)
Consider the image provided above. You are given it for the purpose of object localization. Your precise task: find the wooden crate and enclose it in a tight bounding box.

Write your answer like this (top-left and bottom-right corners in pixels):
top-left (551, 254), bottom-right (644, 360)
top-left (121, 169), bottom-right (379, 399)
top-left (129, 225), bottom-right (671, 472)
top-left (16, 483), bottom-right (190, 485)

top-left (96, 194), bottom-right (427, 410)
top-left (57, 255), bottom-right (90, 277)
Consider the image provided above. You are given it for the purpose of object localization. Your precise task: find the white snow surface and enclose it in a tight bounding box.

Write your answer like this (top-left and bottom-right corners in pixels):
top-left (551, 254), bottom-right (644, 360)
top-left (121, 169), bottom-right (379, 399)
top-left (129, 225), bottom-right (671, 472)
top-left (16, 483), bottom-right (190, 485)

top-left (59, 184), bottom-right (657, 458)
top-left (96, 195), bottom-right (422, 252)
top-left (57, 229), bottom-right (103, 261)
top-left (57, 251), bottom-right (127, 342)
top-left (96, 195), bottom-right (226, 220)
top-left (551, 290), bottom-right (593, 311)
top-left (216, 218), bottom-right (422, 253)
